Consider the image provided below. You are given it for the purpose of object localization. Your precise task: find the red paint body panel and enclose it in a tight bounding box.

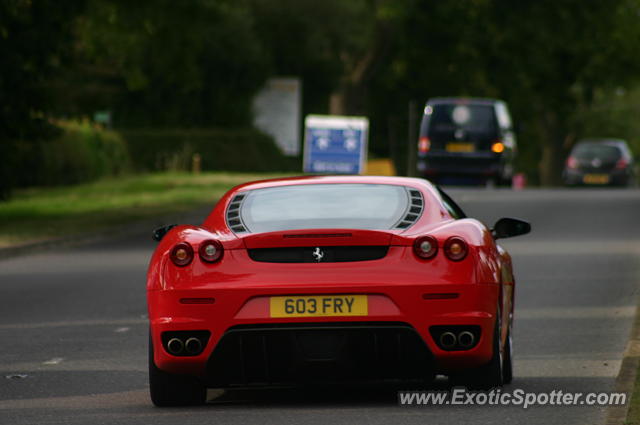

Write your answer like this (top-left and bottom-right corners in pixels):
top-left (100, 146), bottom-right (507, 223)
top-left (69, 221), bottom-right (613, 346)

top-left (147, 176), bottom-right (519, 382)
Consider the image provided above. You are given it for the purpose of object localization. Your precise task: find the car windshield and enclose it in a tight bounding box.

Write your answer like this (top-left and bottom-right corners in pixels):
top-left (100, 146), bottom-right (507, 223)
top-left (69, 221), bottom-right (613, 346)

top-left (573, 144), bottom-right (621, 161)
top-left (239, 184), bottom-right (411, 233)
top-left (423, 103), bottom-right (497, 138)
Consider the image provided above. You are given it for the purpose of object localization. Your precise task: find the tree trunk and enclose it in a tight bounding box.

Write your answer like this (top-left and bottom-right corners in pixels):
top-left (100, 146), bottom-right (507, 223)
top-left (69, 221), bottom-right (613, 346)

top-left (328, 12), bottom-right (393, 116)
top-left (539, 142), bottom-right (562, 186)
top-left (535, 108), bottom-right (567, 186)
top-left (329, 91), bottom-right (347, 116)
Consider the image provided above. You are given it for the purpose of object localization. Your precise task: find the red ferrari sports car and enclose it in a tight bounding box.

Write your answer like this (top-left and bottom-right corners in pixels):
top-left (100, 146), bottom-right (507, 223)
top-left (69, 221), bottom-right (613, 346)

top-left (147, 176), bottom-right (530, 406)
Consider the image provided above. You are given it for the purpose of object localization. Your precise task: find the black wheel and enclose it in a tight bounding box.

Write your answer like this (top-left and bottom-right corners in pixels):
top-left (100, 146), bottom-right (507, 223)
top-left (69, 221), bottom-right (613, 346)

top-left (149, 334), bottom-right (206, 407)
top-left (450, 316), bottom-right (503, 390)
top-left (469, 318), bottom-right (503, 389)
top-left (502, 326), bottom-right (513, 384)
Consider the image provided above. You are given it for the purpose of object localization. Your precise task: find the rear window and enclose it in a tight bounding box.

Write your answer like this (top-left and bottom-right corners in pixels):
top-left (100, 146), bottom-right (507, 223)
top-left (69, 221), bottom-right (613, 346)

top-left (239, 184), bottom-right (411, 233)
top-left (422, 103), bottom-right (497, 138)
top-left (573, 144), bottom-right (621, 161)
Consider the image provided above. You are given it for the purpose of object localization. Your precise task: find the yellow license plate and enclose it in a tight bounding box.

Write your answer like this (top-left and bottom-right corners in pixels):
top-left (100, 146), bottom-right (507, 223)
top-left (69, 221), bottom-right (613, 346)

top-left (583, 174), bottom-right (610, 184)
top-left (270, 295), bottom-right (368, 318)
top-left (446, 143), bottom-right (475, 153)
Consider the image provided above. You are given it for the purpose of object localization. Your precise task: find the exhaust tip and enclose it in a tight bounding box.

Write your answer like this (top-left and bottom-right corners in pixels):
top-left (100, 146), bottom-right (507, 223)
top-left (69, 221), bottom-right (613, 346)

top-left (184, 337), bottom-right (203, 355)
top-left (439, 332), bottom-right (457, 349)
top-left (458, 331), bottom-right (475, 348)
top-left (167, 338), bottom-right (184, 355)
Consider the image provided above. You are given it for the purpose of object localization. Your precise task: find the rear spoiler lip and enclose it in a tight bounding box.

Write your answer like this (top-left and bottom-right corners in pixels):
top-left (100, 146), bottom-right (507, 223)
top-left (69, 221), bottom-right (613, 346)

top-left (231, 220), bottom-right (482, 250)
top-left (240, 228), bottom-right (396, 249)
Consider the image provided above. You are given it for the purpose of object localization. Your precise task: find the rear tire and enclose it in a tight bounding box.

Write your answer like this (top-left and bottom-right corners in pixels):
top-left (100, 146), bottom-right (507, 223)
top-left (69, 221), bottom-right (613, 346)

top-left (149, 334), bottom-right (206, 407)
top-left (450, 317), bottom-right (503, 390)
top-left (502, 327), bottom-right (513, 384)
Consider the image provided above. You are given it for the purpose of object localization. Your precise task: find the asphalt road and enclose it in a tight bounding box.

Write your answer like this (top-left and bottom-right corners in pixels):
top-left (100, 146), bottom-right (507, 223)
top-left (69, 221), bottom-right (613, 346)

top-left (1, 188), bottom-right (639, 425)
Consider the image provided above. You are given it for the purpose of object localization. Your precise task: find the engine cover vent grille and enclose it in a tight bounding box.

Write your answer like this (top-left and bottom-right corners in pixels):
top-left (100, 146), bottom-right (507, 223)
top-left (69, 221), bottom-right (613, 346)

top-left (395, 189), bottom-right (424, 229)
top-left (226, 194), bottom-right (247, 233)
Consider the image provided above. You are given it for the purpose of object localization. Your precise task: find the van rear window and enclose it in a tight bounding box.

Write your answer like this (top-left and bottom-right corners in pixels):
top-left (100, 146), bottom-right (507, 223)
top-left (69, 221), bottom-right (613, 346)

top-left (422, 104), bottom-right (497, 139)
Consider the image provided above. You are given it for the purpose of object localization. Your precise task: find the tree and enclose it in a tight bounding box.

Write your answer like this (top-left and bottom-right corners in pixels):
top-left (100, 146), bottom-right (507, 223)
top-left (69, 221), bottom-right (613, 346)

top-left (481, 0), bottom-right (640, 184)
top-left (0, 0), bottom-right (85, 199)
top-left (367, 0), bottom-right (640, 183)
top-left (69, 0), bottom-right (269, 127)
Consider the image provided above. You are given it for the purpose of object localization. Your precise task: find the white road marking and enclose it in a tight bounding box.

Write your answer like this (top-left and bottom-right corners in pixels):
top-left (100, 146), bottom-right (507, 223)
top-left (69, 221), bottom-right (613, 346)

top-left (516, 358), bottom-right (622, 378)
top-left (0, 359), bottom-right (145, 373)
top-left (0, 318), bottom-right (146, 330)
top-left (517, 305), bottom-right (636, 320)
top-left (501, 239), bottom-right (640, 255)
top-left (4, 374), bottom-right (28, 380)
top-left (42, 357), bottom-right (64, 365)
top-left (0, 390), bottom-right (148, 410)
top-left (114, 327), bottom-right (130, 333)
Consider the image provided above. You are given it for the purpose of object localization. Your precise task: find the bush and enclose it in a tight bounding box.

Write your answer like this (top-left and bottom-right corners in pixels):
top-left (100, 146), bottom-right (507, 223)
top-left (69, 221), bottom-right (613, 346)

top-left (9, 120), bottom-right (131, 189)
top-left (120, 128), bottom-right (299, 173)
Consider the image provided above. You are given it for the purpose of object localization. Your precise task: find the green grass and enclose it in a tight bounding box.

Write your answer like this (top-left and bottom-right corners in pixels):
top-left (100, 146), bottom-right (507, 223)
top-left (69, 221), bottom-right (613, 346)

top-left (0, 172), bottom-right (292, 247)
top-left (626, 361), bottom-right (640, 424)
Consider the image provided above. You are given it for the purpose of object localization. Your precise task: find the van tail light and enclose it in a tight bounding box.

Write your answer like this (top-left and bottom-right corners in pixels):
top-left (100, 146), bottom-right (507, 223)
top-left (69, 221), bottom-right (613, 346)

top-left (443, 237), bottom-right (468, 261)
top-left (170, 242), bottom-right (194, 267)
top-left (566, 156), bottom-right (578, 169)
top-left (491, 141), bottom-right (505, 153)
top-left (418, 137), bottom-right (431, 154)
top-left (413, 235), bottom-right (438, 260)
top-left (199, 240), bottom-right (224, 263)
top-left (615, 158), bottom-right (629, 169)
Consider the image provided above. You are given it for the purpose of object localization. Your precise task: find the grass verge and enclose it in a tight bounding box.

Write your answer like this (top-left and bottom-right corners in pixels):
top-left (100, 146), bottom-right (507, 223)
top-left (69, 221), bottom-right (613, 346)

top-left (626, 370), bottom-right (640, 424)
top-left (0, 172), bottom-right (291, 248)
top-left (621, 308), bottom-right (640, 425)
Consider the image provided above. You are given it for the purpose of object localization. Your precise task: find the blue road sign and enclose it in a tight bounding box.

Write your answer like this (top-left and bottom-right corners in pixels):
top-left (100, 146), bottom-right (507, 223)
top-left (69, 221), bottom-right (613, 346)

top-left (303, 115), bottom-right (369, 174)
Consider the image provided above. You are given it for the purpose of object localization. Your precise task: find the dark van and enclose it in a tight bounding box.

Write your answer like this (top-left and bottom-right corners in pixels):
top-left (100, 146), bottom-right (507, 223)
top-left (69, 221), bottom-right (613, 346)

top-left (417, 98), bottom-right (517, 185)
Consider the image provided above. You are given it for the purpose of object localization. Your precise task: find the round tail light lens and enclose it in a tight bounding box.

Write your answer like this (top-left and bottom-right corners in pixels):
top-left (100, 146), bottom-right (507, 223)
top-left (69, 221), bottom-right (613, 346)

top-left (444, 237), bottom-right (468, 261)
top-left (413, 235), bottom-right (438, 260)
top-left (170, 242), bottom-right (194, 266)
top-left (199, 240), bottom-right (223, 263)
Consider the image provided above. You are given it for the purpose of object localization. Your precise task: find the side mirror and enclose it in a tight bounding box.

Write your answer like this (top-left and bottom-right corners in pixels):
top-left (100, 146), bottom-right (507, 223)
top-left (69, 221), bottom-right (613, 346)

top-left (492, 218), bottom-right (531, 240)
top-left (152, 224), bottom-right (177, 242)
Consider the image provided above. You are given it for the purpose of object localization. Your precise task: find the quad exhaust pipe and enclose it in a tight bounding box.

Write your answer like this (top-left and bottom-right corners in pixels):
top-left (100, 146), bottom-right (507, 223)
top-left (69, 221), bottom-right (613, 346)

top-left (163, 331), bottom-right (210, 356)
top-left (439, 332), bottom-right (457, 349)
top-left (167, 338), bottom-right (184, 355)
top-left (166, 336), bottom-right (205, 356)
top-left (185, 337), bottom-right (203, 355)
top-left (457, 331), bottom-right (475, 349)
top-left (435, 329), bottom-right (477, 350)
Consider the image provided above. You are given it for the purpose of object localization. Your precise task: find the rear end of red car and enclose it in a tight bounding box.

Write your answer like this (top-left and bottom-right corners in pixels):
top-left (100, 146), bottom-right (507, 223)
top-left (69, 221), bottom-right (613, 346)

top-left (146, 178), bottom-right (504, 405)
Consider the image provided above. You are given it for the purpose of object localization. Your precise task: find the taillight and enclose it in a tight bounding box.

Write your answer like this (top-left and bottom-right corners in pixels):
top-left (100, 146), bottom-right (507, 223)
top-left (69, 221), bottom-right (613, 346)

top-left (443, 237), bottom-right (468, 261)
top-left (491, 141), bottom-right (505, 153)
top-left (418, 137), bottom-right (431, 154)
top-left (199, 239), bottom-right (224, 263)
top-left (413, 235), bottom-right (438, 260)
top-left (170, 242), bottom-right (194, 267)
top-left (566, 156), bottom-right (578, 169)
top-left (616, 158), bottom-right (629, 169)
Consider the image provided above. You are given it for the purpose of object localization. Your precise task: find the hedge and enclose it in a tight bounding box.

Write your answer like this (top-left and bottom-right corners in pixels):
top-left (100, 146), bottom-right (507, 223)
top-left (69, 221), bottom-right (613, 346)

top-left (8, 120), bottom-right (131, 189)
top-left (0, 125), bottom-right (298, 200)
top-left (120, 128), bottom-right (299, 173)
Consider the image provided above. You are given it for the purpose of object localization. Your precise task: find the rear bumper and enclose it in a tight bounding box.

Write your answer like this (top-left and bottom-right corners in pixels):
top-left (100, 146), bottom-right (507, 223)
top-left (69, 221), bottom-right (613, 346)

top-left (417, 152), bottom-right (510, 181)
top-left (205, 322), bottom-right (435, 386)
top-left (563, 168), bottom-right (631, 186)
top-left (148, 282), bottom-right (500, 383)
